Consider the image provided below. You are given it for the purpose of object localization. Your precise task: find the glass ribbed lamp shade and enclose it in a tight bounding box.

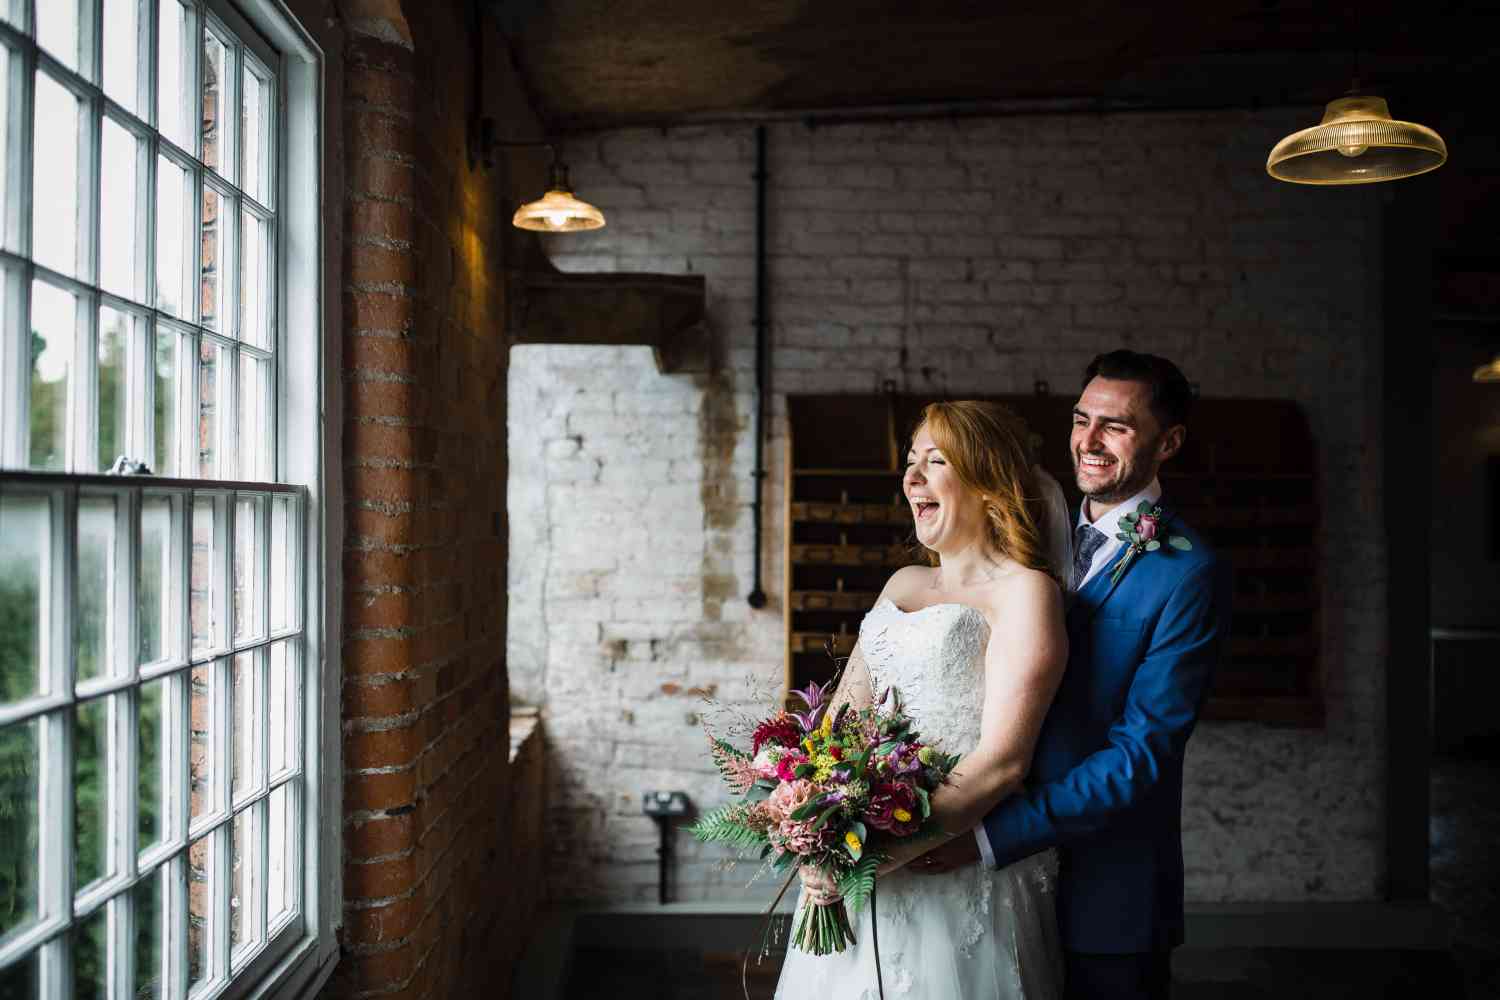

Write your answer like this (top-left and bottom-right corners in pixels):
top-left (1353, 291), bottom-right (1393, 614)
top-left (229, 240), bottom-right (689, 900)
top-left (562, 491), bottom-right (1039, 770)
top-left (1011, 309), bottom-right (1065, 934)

top-left (1267, 96), bottom-right (1447, 185)
top-left (512, 162), bottom-right (605, 232)
top-left (1475, 356), bottom-right (1500, 383)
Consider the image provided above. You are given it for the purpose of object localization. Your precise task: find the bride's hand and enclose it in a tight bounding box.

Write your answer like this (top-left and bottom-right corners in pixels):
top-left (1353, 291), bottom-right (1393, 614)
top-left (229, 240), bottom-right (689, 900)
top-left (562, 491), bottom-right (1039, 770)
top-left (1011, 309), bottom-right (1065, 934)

top-left (797, 864), bottom-right (841, 906)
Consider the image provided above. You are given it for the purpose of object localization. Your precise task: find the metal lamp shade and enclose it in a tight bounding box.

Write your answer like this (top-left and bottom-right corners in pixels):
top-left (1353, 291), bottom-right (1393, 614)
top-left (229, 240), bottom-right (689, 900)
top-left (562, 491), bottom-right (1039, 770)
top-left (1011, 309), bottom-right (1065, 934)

top-left (512, 188), bottom-right (606, 232)
top-left (1267, 96), bottom-right (1447, 185)
top-left (512, 160), bottom-right (606, 232)
top-left (1475, 356), bottom-right (1500, 383)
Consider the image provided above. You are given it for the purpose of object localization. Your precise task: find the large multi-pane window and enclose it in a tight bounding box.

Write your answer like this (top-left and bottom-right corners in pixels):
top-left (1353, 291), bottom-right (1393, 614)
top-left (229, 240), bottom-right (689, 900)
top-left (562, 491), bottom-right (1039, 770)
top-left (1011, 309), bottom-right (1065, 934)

top-left (0, 1), bottom-right (327, 997)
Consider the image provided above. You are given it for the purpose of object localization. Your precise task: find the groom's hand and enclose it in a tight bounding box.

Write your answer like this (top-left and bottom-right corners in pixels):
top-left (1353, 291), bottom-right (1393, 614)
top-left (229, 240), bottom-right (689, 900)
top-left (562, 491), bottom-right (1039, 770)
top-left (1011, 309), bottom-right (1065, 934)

top-left (911, 835), bottom-right (981, 875)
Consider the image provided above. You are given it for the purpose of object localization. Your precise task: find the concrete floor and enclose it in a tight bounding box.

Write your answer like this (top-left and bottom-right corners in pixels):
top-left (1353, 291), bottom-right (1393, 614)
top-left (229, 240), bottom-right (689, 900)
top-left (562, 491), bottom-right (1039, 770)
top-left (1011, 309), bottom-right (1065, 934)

top-left (1432, 755), bottom-right (1500, 999)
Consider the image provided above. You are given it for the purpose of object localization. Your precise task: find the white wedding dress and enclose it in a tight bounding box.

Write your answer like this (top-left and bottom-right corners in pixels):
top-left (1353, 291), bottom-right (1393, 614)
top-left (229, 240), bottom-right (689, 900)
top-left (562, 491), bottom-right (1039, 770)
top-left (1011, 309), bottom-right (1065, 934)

top-left (773, 598), bottom-right (1065, 999)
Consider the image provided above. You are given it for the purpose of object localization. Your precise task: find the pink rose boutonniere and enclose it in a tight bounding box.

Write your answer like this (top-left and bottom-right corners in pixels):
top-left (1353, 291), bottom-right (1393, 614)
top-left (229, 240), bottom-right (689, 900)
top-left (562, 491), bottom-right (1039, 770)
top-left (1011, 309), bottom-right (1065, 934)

top-left (1109, 501), bottom-right (1193, 585)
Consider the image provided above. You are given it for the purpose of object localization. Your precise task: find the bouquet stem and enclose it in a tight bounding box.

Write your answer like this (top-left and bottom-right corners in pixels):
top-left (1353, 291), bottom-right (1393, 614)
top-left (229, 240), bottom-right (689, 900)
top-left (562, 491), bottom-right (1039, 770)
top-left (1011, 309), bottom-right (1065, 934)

top-left (792, 898), bottom-right (856, 955)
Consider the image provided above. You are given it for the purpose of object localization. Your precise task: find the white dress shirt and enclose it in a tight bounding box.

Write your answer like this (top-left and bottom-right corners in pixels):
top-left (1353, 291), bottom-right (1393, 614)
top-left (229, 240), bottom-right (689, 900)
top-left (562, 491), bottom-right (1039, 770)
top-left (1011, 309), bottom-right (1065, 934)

top-left (973, 478), bottom-right (1164, 868)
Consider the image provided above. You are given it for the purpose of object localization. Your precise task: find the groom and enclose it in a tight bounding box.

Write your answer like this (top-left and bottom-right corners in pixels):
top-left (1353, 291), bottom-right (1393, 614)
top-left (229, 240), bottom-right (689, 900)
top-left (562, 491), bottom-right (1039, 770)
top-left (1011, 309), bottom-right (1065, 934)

top-left (916, 350), bottom-right (1231, 1000)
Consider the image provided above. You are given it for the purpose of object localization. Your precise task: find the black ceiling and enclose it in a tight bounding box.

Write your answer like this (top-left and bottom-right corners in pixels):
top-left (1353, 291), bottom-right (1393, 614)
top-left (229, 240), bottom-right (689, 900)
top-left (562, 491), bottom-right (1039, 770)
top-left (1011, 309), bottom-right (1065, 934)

top-left (489, 0), bottom-right (1499, 132)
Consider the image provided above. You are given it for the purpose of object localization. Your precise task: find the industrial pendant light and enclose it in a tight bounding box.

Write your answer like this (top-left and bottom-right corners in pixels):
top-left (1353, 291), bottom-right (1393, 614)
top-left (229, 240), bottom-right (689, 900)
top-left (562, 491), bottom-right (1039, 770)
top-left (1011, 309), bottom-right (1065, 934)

top-left (1475, 355), bottom-right (1500, 383)
top-left (1267, 91), bottom-right (1447, 185)
top-left (512, 160), bottom-right (606, 233)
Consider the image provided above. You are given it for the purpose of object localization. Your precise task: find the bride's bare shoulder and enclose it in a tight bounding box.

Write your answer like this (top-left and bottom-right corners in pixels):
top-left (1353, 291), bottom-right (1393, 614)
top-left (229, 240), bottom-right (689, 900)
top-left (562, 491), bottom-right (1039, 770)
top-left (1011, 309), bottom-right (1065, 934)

top-left (880, 564), bottom-right (936, 606)
top-left (978, 564), bottom-right (1061, 621)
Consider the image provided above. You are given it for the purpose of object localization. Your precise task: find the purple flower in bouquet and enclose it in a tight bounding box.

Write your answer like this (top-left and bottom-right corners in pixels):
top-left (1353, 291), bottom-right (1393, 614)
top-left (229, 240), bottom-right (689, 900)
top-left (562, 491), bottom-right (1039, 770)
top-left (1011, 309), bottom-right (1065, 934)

top-left (789, 678), bottom-right (833, 732)
top-left (865, 781), bottom-right (921, 837)
top-left (885, 743), bottom-right (926, 777)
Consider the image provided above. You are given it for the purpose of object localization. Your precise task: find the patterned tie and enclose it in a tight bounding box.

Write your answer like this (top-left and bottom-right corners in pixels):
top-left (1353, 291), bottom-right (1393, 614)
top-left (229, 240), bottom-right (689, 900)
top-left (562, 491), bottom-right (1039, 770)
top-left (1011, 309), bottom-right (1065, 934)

top-left (1071, 523), bottom-right (1108, 591)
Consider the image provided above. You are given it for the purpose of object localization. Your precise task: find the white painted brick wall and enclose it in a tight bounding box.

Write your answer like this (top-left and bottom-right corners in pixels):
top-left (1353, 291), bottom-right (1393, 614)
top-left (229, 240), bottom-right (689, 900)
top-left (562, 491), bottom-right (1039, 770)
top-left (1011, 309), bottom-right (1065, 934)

top-left (508, 110), bottom-right (1386, 904)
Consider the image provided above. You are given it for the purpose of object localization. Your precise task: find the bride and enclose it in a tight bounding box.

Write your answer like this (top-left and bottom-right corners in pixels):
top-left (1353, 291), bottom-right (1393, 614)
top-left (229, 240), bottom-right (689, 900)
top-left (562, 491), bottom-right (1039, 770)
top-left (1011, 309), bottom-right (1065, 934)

top-left (775, 400), bottom-right (1072, 999)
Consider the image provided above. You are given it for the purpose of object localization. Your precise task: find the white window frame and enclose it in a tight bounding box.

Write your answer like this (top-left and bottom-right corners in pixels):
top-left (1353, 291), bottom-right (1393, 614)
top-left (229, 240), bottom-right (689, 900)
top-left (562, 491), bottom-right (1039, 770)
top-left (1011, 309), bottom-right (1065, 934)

top-left (0, 0), bottom-right (336, 996)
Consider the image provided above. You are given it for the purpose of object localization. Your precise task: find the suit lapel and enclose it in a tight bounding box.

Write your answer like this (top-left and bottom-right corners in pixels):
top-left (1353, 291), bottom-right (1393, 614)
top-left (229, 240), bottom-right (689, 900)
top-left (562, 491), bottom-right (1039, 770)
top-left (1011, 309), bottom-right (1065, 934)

top-left (1066, 499), bottom-right (1174, 626)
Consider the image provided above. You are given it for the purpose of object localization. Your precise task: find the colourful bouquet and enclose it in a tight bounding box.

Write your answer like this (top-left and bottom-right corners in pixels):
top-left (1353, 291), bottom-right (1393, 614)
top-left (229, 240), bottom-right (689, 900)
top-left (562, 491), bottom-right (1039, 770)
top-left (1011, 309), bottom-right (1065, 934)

top-left (691, 677), bottom-right (960, 955)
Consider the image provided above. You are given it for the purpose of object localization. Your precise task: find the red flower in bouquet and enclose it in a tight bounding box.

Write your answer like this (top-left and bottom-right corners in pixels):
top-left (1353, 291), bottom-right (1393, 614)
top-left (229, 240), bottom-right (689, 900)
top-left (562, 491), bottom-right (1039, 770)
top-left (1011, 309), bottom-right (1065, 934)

top-left (865, 781), bottom-right (921, 837)
top-left (776, 751), bottom-right (809, 782)
top-left (753, 712), bottom-right (803, 756)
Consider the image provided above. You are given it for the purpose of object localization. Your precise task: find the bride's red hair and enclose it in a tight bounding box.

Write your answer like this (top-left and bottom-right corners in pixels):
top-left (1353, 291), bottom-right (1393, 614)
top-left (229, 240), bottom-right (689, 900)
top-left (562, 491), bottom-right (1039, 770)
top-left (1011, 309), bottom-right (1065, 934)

top-left (914, 401), bottom-right (1055, 579)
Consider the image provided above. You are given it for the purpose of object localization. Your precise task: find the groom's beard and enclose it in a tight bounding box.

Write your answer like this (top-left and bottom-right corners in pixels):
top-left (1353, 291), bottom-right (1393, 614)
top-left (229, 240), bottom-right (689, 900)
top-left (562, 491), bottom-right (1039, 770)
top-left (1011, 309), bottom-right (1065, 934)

top-left (1073, 444), bottom-right (1158, 506)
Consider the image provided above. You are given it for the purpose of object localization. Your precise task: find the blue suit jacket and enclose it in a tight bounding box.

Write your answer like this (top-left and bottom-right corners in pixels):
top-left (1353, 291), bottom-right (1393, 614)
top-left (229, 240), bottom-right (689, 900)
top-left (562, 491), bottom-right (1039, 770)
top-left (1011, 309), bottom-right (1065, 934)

top-left (980, 508), bottom-right (1231, 954)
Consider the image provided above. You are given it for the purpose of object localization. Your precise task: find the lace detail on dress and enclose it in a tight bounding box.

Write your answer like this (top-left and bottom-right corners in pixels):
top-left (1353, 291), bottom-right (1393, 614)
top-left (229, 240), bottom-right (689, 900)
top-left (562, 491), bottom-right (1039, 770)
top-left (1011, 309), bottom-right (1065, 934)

top-left (775, 598), bottom-right (1063, 999)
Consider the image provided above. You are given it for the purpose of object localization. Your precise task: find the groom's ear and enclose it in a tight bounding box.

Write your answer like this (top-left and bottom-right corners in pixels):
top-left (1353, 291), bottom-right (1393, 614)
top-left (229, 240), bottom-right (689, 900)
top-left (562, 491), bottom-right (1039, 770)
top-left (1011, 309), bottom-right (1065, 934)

top-left (1157, 424), bottom-right (1186, 464)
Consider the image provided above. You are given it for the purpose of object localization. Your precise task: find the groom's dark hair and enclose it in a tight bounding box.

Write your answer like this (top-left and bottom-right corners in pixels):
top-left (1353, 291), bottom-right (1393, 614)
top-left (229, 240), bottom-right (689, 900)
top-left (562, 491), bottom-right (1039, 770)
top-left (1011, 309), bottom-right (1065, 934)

top-left (1084, 350), bottom-right (1194, 429)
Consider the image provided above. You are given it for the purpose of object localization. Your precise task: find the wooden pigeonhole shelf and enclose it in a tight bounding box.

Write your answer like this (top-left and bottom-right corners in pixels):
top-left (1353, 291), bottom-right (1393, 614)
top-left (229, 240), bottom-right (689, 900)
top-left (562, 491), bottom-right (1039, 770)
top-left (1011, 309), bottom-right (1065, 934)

top-left (784, 393), bottom-right (1324, 726)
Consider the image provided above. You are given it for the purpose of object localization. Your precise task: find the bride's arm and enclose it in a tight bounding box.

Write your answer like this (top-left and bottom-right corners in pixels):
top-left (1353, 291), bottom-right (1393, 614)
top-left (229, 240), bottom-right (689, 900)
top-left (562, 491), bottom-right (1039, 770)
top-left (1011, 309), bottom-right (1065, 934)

top-left (878, 570), bottom-right (1067, 873)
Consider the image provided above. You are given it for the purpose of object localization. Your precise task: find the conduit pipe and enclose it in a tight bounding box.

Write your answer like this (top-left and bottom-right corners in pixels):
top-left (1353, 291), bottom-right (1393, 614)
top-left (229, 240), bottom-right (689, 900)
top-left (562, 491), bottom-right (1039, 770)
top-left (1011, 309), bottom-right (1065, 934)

top-left (747, 125), bottom-right (770, 608)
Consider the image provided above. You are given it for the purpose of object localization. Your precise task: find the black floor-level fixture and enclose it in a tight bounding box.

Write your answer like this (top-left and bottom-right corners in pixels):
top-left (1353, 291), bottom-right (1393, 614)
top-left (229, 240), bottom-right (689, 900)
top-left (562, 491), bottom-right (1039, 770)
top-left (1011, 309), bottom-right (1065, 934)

top-left (642, 791), bottom-right (692, 904)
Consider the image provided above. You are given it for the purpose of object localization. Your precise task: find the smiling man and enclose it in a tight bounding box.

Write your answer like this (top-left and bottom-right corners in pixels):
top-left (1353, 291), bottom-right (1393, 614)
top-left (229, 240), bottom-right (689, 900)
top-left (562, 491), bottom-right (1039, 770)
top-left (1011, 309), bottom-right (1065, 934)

top-left (914, 350), bottom-right (1233, 1000)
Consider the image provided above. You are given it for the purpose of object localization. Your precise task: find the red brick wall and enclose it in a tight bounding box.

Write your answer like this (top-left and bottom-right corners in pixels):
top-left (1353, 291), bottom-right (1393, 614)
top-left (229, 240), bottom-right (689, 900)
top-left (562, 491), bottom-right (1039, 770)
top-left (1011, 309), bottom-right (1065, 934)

top-left (318, 2), bottom-right (540, 996)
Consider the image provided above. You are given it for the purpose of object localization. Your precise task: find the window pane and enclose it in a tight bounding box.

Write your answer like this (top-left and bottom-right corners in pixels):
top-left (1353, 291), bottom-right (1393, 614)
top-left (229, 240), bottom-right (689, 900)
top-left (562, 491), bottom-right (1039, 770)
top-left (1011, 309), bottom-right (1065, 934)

top-left (157, 0), bottom-right (191, 151)
top-left (153, 328), bottom-right (180, 476)
top-left (190, 495), bottom-right (224, 656)
top-left (29, 279), bottom-right (76, 470)
top-left (187, 833), bottom-right (213, 992)
top-left (268, 496), bottom-right (294, 633)
top-left (237, 354), bottom-right (269, 481)
top-left (239, 208), bottom-right (267, 349)
top-left (37, 0), bottom-right (81, 73)
top-left (0, 717), bottom-right (39, 938)
top-left (189, 663), bottom-right (214, 823)
top-left (233, 496), bottom-right (264, 643)
top-left (77, 496), bottom-right (121, 684)
top-left (203, 31), bottom-right (234, 183)
top-left (139, 676), bottom-right (167, 851)
top-left (75, 696), bottom-right (115, 890)
top-left (230, 806), bottom-right (259, 957)
top-left (155, 156), bottom-right (189, 318)
top-left (139, 494), bottom-right (177, 666)
top-left (267, 782), bottom-right (292, 927)
top-left (200, 187), bottom-right (228, 333)
top-left (32, 72), bottom-right (82, 277)
top-left (100, 119), bottom-right (142, 302)
top-left (241, 65), bottom-right (268, 204)
top-left (98, 307), bottom-right (131, 471)
top-left (0, 493), bottom-right (49, 702)
top-left (0, 48), bottom-right (10, 245)
top-left (267, 640), bottom-right (294, 776)
top-left (134, 864), bottom-right (166, 999)
top-left (230, 650), bottom-right (257, 801)
top-left (0, 949), bottom-right (38, 996)
top-left (197, 338), bottom-right (226, 478)
top-left (73, 903), bottom-right (110, 1000)
top-left (103, 0), bottom-right (143, 113)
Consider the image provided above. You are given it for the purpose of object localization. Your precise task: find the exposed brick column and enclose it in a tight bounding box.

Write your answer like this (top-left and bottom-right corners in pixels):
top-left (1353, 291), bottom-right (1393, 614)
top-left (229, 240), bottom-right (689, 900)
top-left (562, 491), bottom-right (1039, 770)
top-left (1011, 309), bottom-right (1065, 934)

top-left (336, 9), bottom-right (427, 996)
top-left (329, 0), bottom-right (526, 994)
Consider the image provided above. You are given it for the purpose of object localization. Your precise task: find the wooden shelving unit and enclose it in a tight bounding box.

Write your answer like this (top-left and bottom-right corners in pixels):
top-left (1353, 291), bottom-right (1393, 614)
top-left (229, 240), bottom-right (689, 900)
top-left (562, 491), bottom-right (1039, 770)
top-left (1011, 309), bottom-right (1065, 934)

top-left (784, 393), bottom-right (1325, 726)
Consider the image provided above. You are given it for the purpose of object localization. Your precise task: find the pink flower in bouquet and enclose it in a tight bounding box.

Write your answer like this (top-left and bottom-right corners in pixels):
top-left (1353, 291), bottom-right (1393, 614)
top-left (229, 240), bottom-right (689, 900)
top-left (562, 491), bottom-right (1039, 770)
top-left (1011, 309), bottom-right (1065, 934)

top-left (1136, 514), bottom-right (1159, 542)
top-left (866, 781), bottom-right (921, 837)
top-left (765, 779), bottom-right (819, 825)
top-left (751, 744), bottom-right (786, 780)
top-left (765, 781), bottom-right (835, 854)
top-left (776, 816), bottom-right (836, 855)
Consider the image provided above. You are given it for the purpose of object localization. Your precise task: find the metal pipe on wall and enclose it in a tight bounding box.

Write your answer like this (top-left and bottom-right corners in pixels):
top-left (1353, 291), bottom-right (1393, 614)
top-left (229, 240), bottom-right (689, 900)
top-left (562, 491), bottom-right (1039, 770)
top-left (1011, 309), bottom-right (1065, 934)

top-left (747, 125), bottom-right (770, 608)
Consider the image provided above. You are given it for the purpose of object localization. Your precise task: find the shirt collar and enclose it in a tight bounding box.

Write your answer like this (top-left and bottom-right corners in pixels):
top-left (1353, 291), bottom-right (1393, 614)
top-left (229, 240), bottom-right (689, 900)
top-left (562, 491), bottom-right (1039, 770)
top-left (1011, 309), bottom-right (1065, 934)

top-left (1077, 478), bottom-right (1164, 539)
